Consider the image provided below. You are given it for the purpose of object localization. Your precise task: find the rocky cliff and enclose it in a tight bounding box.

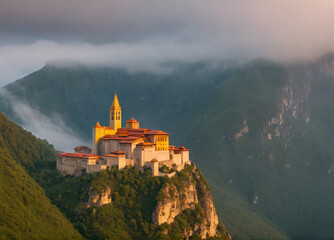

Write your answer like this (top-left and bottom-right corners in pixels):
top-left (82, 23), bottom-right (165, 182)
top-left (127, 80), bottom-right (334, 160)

top-left (87, 186), bottom-right (112, 207)
top-left (153, 165), bottom-right (230, 239)
top-left (78, 165), bottom-right (230, 240)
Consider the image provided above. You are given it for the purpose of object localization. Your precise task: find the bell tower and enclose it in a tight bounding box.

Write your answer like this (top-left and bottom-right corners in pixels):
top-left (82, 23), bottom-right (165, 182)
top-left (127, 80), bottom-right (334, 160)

top-left (110, 93), bottom-right (122, 130)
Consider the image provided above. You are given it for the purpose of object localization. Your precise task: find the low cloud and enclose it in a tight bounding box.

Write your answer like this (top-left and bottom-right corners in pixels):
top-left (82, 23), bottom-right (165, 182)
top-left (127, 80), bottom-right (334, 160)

top-left (0, 89), bottom-right (88, 152)
top-left (0, 39), bottom-right (226, 86)
top-left (1, 0), bottom-right (334, 85)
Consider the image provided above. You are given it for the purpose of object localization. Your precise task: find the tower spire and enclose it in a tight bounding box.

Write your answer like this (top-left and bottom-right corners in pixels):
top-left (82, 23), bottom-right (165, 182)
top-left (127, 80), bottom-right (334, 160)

top-left (111, 93), bottom-right (120, 108)
top-left (110, 93), bottom-right (122, 130)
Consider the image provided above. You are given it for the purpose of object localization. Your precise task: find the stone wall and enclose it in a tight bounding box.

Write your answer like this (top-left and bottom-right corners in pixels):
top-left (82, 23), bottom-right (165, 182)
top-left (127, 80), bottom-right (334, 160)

top-left (57, 156), bottom-right (88, 175)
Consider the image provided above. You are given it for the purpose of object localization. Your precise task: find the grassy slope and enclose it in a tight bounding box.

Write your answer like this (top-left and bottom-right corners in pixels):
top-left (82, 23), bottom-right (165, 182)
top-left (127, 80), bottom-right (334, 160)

top-left (0, 111), bottom-right (83, 239)
top-left (0, 149), bottom-right (83, 240)
top-left (211, 184), bottom-right (289, 240)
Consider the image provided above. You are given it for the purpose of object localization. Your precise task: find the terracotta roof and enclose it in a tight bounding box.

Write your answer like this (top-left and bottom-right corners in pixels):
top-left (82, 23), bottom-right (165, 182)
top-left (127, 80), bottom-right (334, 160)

top-left (128, 129), bottom-right (150, 137)
top-left (151, 159), bottom-right (158, 162)
top-left (178, 146), bottom-right (189, 151)
top-left (57, 152), bottom-right (100, 159)
top-left (100, 135), bottom-right (141, 141)
top-left (126, 118), bottom-right (139, 123)
top-left (146, 130), bottom-right (169, 135)
top-left (119, 141), bottom-right (134, 144)
top-left (129, 128), bottom-right (150, 132)
top-left (105, 154), bottom-right (120, 157)
top-left (128, 131), bottom-right (145, 136)
top-left (94, 121), bottom-right (101, 128)
top-left (110, 151), bottom-right (125, 155)
top-left (116, 128), bottom-right (130, 132)
top-left (74, 146), bottom-right (89, 149)
top-left (137, 142), bottom-right (154, 146)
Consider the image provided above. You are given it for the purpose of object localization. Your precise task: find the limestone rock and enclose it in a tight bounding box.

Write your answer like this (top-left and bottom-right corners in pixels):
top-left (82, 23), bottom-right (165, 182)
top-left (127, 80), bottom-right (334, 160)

top-left (152, 167), bottom-right (222, 239)
top-left (153, 181), bottom-right (198, 225)
top-left (87, 186), bottom-right (112, 207)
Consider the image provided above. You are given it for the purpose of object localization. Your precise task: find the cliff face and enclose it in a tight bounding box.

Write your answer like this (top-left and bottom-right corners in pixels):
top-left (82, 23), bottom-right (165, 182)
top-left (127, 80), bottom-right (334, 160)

top-left (75, 166), bottom-right (229, 240)
top-left (152, 165), bottom-right (225, 239)
top-left (87, 186), bottom-right (112, 207)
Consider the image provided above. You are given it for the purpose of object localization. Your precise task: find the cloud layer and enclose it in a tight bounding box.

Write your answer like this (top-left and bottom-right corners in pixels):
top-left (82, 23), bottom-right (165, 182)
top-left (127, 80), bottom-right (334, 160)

top-left (1, 0), bottom-right (334, 84)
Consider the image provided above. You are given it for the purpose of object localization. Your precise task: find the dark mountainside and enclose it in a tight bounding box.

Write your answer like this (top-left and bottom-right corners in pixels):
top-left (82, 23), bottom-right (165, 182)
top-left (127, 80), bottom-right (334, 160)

top-left (0, 111), bottom-right (84, 239)
top-left (2, 55), bottom-right (334, 239)
top-left (0, 110), bottom-right (229, 240)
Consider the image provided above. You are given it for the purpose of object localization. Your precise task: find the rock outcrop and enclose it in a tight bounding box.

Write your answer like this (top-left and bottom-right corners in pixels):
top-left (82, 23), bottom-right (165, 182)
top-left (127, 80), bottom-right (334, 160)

top-left (87, 186), bottom-right (112, 207)
top-left (152, 165), bottom-right (223, 239)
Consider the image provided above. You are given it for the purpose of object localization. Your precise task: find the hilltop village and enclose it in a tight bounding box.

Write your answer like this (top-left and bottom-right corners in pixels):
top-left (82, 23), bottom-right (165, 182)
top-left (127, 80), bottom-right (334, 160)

top-left (57, 94), bottom-right (191, 176)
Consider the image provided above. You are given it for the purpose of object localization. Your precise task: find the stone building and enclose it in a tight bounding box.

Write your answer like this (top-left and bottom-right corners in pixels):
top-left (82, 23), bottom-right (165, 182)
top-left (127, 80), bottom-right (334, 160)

top-left (57, 94), bottom-right (191, 176)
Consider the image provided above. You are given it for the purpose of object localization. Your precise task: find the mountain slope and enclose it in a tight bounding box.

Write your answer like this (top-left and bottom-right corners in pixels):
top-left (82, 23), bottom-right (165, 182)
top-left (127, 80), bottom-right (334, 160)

top-left (38, 163), bottom-right (231, 240)
top-left (0, 112), bottom-right (83, 239)
top-left (4, 58), bottom-right (334, 239)
top-left (180, 58), bottom-right (334, 239)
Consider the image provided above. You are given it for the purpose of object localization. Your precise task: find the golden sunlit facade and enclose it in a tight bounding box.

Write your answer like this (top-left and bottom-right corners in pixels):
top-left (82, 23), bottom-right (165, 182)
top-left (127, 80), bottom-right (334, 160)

top-left (58, 93), bottom-right (190, 177)
top-left (155, 135), bottom-right (169, 151)
top-left (110, 93), bottom-right (122, 130)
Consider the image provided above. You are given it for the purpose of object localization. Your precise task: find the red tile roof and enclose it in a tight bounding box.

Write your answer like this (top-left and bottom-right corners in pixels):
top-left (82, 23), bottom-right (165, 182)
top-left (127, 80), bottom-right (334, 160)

top-left (178, 146), bottom-right (189, 151)
top-left (146, 130), bottom-right (169, 135)
top-left (105, 154), bottom-right (121, 157)
top-left (74, 146), bottom-right (89, 149)
top-left (57, 152), bottom-right (100, 159)
top-left (126, 118), bottom-right (139, 123)
top-left (116, 128), bottom-right (130, 132)
top-left (137, 142), bottom-right (154, 146)
top-left (119, 141), bottom-right (134, 144)
top-left (151, 159), bottom-right (158, 162)
top-left (129, 128), bottom-right (150, 132)
top-left (100, 135), bottom-right (141, 141)
top-left (128, 131), bottom-right (145, 136)
top-left (110, 151), bottom-right (125, 155)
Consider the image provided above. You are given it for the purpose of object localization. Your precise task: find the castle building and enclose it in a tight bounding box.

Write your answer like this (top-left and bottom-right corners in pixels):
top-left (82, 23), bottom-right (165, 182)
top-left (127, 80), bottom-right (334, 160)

top-left (57, 94), bottom-right (191, 176)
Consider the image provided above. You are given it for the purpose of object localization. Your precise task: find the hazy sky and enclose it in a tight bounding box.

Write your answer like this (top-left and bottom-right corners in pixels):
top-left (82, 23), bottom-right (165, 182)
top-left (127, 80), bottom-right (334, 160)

top-left (1, 0), bottom-right (334, 85)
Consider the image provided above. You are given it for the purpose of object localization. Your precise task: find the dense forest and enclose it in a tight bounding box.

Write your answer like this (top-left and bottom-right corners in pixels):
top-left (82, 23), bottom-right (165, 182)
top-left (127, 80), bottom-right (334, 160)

top-left (0, 111), bottom-right (83, 239)
top-left (39, 165), bottom-right (229, 240)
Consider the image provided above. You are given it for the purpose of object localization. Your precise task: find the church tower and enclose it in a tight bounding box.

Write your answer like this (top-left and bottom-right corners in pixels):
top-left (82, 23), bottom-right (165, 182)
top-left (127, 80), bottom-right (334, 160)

top-left (110, 93), bottom-right (122, 130)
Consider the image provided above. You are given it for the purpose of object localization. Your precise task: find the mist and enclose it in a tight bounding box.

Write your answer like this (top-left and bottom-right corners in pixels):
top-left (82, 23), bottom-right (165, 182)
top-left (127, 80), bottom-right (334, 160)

top-left (1, 0), bottom-right (334, 85)
top-left (0, 89), bottom-right (88, 152)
